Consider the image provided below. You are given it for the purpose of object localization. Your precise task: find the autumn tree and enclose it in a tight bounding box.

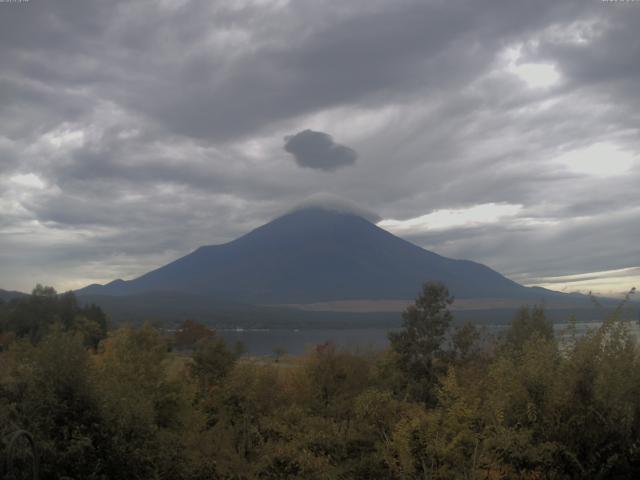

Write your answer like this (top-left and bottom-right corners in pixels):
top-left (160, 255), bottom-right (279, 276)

top-left (173, 319), bottom-right (215, 350)
top-left (191, 336), bottom-right (243, 393)
top-left (0, 327), bottom-right (104, 479)
top-left (94, 324), bottom-right (194, 479)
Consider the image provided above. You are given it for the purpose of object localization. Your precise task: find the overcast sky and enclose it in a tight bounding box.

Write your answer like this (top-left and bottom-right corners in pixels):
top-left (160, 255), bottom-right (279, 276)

top-left (1, 0), bottom-right (639, 297)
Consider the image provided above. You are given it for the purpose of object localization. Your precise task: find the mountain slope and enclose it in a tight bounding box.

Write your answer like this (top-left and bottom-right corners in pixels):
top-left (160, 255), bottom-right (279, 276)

top-left (77, 207), bottom-right (558, 303)
top-left (0, 289), bottom-right (27, 302)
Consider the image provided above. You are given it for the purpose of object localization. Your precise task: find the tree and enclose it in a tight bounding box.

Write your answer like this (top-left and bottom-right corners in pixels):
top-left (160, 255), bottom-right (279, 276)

top-left (300, 341), bottom-right (370, 415)
top-left (388, 282), bottom-right (453, 405)
top-left (173, 319), bottom-right (215, 350)
top-left (450, 321), bottom-right (482, 365)
top-left (74, 303), bottom-right (109, 349)
top-left (504, 305), bottom-right (554, 351)
top-left (94, 323), bottom-right (193, 479)
top-left (0, 326), bottom-right (104, 479)
top-left (0, 286), bottom-right (107, 347)
top-left (191, 336), bottom-right (243, 392)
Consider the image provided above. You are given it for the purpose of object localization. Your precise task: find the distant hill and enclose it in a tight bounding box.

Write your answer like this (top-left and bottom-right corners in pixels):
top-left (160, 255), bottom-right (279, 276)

top-left (78, 207), bottom-right (567, 304)
top-left (0, 288), bottom-right (27, 302)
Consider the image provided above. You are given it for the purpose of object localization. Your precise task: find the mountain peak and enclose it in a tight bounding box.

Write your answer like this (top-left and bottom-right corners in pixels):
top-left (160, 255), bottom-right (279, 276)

top-left (282, 193), bottom-right (381, 223)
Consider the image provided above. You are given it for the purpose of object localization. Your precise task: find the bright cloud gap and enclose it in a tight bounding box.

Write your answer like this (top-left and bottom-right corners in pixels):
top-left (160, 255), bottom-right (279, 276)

top-left (10, 173), bottom-right (46, 189)
top-left (378, 203), bottom-right (523, 234)
top-left (554, 142), bottom-right (636, 177)
top-left (502, 44), bottom-right (562, 89)
top-left (512, 63), bottom-right (561, 88)
top-left (526, 266), bottom-right (640, 298)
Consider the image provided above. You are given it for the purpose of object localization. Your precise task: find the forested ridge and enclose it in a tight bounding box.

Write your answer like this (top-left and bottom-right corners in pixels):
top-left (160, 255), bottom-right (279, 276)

top-left (1, 284), bottom-right (639, 479)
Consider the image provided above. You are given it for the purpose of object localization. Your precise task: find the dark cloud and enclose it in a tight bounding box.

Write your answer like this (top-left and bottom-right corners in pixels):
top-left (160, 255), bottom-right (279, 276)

top-left (284, 130), bottom-right (357, 171)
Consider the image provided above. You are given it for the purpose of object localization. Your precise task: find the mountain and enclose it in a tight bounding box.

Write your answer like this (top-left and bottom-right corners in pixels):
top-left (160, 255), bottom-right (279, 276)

top-left (77, 207), bottom-right (563, 305)
top-left (0, 289), bottom-right (27, 302)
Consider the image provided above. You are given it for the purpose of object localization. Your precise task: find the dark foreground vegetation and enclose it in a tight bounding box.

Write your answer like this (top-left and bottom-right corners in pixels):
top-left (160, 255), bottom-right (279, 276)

top-left (1, 284), bottom-right (639, 479)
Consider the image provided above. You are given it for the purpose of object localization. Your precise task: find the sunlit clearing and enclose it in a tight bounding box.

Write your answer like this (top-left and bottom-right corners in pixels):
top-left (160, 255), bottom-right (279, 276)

top-left (379, 203), bottom-right (522, 234)
top-left (555, 142), bottom-right (635, 177)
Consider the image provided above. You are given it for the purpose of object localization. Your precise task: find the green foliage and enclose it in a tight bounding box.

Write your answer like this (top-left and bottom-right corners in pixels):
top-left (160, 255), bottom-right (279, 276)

top-left (388, 282), bottom-right (454, 404)
top-left (0, 327), bottom-right (104, 479)
top-left (298, 342), bottom-right (371, 415)
top-left (0, 285), bottom-right (107, 347)
top-left (191, 335), bottom-right (243, 392)
top-left (504, 305), bottom-right (554, 351)
top-left (94, 324), bottom-right (196, 479)
top-left (450, 321), bottom-right (484, 365)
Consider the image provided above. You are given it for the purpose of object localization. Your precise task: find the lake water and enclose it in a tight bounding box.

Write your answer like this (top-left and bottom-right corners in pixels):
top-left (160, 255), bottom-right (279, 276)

top-left (218, 328), bottom-right (394, 356)
top-left (218, 321), bottom-right (640, 356)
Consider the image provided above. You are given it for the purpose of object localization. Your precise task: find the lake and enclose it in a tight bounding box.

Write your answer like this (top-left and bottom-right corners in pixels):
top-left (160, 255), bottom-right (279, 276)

top-left (218, 328), bottom-right (394, 356)
top-left (217, 321), bottom-right (640, 356)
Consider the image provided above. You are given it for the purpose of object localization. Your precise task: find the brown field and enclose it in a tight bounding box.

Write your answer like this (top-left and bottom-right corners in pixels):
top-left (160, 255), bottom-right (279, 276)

top-left (271, 297), bottom-right (586, 313)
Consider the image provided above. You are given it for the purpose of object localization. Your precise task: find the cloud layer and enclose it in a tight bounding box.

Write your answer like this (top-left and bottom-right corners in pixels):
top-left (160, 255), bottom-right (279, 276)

top-left (0, 0), bottom-right (639, 296)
